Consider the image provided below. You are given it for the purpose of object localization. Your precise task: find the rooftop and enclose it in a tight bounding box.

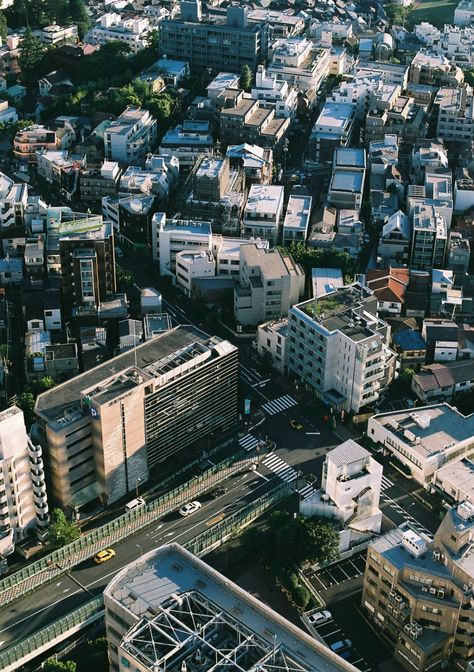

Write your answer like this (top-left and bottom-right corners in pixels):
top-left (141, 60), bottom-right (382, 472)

top-left (244, 184), bottom-right (284, 218)
top-left (283, 194), bottom-right (312, 230)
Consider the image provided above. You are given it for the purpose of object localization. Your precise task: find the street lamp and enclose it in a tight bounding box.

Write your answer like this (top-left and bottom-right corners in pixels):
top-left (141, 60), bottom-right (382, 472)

top-left (135, 477), bottom-right (142, 499)
top-left (136, 543), bottom-right (143, 557)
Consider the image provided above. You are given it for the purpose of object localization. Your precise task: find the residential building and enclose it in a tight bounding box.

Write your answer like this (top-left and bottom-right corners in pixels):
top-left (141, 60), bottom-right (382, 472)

top-left (151, 213), bottom-right (212, 276)
top-left (176, 249), bottom-right (215, 296)
top-left (328, 147), bottom-right (366, 210)
top-left (206, 72), bottom-right (240, 101)
top-left (282, 194), bottom-right (312, 246)
top-left (311, 267), bottom-right (344, 298)
top-left (34, 326), bottom-right (238, 508)
top-left (412, 360), bottom-right (474, 402)
top-left (447, 232), bottom-right (470, 273)
top-left (59, 220), bottom-right (116, 311)
top-left (362, 502), bottom-right (474, 672)
top-left (38, 69), bottom-right (72, 97)
top-left (251, 66), bottom-right (299, 118)
top-left (36, 149), bottom-right (85, 201)
top-left (159, 3), bottom-right (270, 72)
top-left (422, 319), bottom-right (459, 362)
top-left (102, 194), bottom-right (156, 247)
top-left (410, 204), bottom-right (448, 271)
top-left (267, 38), bottom-right (331, 92)
top-left (378, 210), bottom-right (411, 267)
top-left (431, 458), bottom-right (474, 505)
top-left (85, 14), bottom-right (153, 53)
top-left (247, 8), bottom-right (305, 38)
top-left (226, 143), bottom-right (273, 185)
top-left (79, 161), bottom-right (122, 206)
top-left (119, 154), bottom-right (179, 201)
top-left (0, 406), bottom-right (49, 559)
top-left (367, 403), bottom-right (474, 485)
top-left (256, 318), bottom-right (288, 373)
top-left (366, 267), bottom-right (409, 315)
top-left (104, 107), bottom-right (157, 164)
top-left (435, 86), bottom-right (474, 144)
top-left (0, 257), bottom-right (22, 285)
top-left (415, 23), bottom-right (474, 68)
top-left (234, 244), bottom-right (304, 326)
top-left (140, 287), bottom-right (162, 316)
top-left (409, 51), bottom-right (464, 87)
top-left (40, 24), bottom-right (78, 46)
top-left (153, 58), bottom-right (189, 86)
top-left (307, 101), bottom-right (356, 163)
top-left (103, 543), bottom-right (358, 672)
top-left (392, 327), bottom-right (427, 369)
top-left (355, 60), bottom-right (410, 88)
top-left (288, 284), bottom-right (397, 413)
top-left (243, 184), bottom-right (284, 245)
top-left (0, 100), bottom-right (17, 125)
top-left (13, 125), bottom-right (64, 164)
top-left (301, 440), bottom-right (383, 550)
top-left (159, 120), bottom-right (214, 170)
top-left (455, 0), bottom-right (474, 24)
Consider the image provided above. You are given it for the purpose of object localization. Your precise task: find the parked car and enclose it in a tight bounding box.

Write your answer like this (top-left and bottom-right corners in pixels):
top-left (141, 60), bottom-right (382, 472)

top-left (125, 497), bottom-right (145, 512)
top-left (179, 501), bottom-right (202, 517)
top-left (94, 548), bottom-right (116, 564)
top-left (290, 419), bottom-right (303, 430)
top-left (209, 486), bottom-right (227, 499)
top-left (330, 639), bottom-right (352, 656)
top-left (308, 610), bottom-right (332, 626)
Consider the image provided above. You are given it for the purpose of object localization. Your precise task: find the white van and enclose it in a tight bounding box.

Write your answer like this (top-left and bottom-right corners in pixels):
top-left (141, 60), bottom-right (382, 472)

top-left (125, 497), bottom-right (145, 513)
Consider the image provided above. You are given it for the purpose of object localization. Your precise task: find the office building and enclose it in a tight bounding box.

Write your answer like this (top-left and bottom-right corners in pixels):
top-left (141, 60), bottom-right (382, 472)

top-left (104, 542), bottom-right (358, 672)
top-left (159, 2), bottom-right (270, 73)
top-left (151, 213), bottom-right (212, 276)
top-left (234, 244), bottom-right (304, 326)
top-left (59, 220), bottom-right (116, 311)
top-left (243, 184), bottom-right (284, 245)
top-left (34, 326), bottom-right (238, 508)
top-left (104, 107), bottom-right (157, 164)
top-left (0, 406), bottom-right (49, 559)
top-left (362, 502), bottom-right (474, 672)
top-left (367, 403), bottom-right (474, 486)
top-left (282, 194), bottom-right (312, 246)
top-left (288, 284), bottom-right (397, 413)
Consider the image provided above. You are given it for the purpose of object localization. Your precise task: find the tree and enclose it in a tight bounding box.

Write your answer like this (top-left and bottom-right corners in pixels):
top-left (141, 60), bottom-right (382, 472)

top-left (16, 391), bottom-right (36, 429)
top-left (68, 0), bottom-right (90, 38)
top-left (240, 64), bottom-right (252, 92)
top-left (384, 3), bottom-right (411, 25)
top-left (0, 11), bottom-right (7, 43)
top-left (18, 27), bottom-right (46, 83)
top-left (47, 508), bottom-right (80, 546)
top-left (43, 659), bottom-right (77, 672)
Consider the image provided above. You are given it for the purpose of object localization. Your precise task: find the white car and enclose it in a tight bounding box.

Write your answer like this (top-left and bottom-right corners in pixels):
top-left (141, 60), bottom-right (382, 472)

top-left (308, 610), bottom-right (332, 626)
top-left (179, 501), bottom-right (202, 517)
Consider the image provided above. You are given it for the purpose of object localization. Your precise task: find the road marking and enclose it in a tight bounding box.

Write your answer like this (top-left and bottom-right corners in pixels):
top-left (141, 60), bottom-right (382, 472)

top-left (239, 434), bottom-right (260, 451)
top-left (206, 514), bottom-right (225, 527)
top-left (0, 640), bottom-right (4, 648)
top-left (262, 395), bottom-right (298, 416)
top-left (339, 564), bottom-right (351, 580)
top-left (306, 431), bottom-right (320, 435)
top-left (311, 573), bottom-right (327, 590)
top-left (325, 628), bottom-right (341, 637)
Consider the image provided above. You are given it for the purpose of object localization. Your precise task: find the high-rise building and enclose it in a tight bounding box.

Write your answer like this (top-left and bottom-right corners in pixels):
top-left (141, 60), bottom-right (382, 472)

top-left (287, 283), bottom-right (397, 413)
top-left (104, 542), bottom-right (360, 672)
top-left (34, 326), bottom-right (238, 509)
top-left (362, 502), bottom-right (474, 672)
top-left (59, 221), bottom-right (116, 311)
top-left (0, 406), bottom-right (49, 559)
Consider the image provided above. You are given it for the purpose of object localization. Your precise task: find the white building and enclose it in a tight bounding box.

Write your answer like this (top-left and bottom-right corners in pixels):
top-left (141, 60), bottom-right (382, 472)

top-left (267, 38), bottom-right (331, 92)
top-left (454, 0), bottom-right (474, 25)
top-left (256, 318), bottom-right (288, 373)
top-left (243, 184), bottom-right (284, 245)
top-left (0, 100), bottom-right (18, 125)
top-left (104, 106), bottom-right (157, 164)
top-left (41, 24), bottom-right (78, 45)
top-left (368, 404), bottom-right (474, 486)
top-left (435, 86), bottom-right (474, 144)
top-left (85, 13), bottom-right (152, 53)
top-left (0, 406), bottom-right (49, 559)
top-left (308, 101), bottom-right (356, 163)
top-left (234, 245), bottom-right (304, 326)
top-left (250, 66), bottom-right (299, 118)
top-left (176, 249), bottom-right (215, 296)
top-left (151, 213), bottom-right (212, 276)
top-left (282, 194), bottom-right (312, 246)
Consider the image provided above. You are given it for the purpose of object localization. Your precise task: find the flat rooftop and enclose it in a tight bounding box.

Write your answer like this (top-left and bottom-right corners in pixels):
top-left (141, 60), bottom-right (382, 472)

top-left (331, 169), bottom-right (364, 193)
top-left (315, 102), bottom-right (354, 131)
top-left (106, 543), bottom-right (357, 672)
top-left (244, 184), bottom-right (284, 217)
top-left (371, 404), bottom-right (474, 459)
top-left (283, 194), bottom-right (312, 230)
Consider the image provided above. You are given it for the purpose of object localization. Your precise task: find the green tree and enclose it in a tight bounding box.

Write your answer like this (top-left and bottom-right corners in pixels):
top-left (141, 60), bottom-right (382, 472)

top-left (47, 508), bottom-right (80, 546)
top-left (384, 3), bottom-right (411, 25)
top-left (0, 11), bottom-right (7, 43)
top-left (18, 27), bottom-right (46, 83)
top-left (240, 64), bottom-right (252, 91)
top-left (16, 391), bottom-right (36, 429)
top-left (43, 660), bottom-right (77, 672)
top-left (68, 0), bottom-right (90, 38)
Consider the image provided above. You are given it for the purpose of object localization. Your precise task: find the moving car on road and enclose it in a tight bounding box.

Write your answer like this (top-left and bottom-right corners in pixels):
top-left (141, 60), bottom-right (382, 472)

top-left (308, 610), bottom-right (332, 626)
top-left (179, 501), bottom-right (202, 517)
top-left (94, 548), bottom-right (116, 564)
top-left (209, 487), bottom-right (227, 499)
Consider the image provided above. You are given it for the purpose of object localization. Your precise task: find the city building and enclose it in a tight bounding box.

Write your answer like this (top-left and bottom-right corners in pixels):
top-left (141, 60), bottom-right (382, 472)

top-left (409, 204), bottom-right (448, 271)
top-left (282, 193), bottom-right (312, 246)
top-left (104, 107), bottom-right (157, 164)
top-left (151, 213), bottom-right (212, 276)
top-left (234, 244), bottom-right (304, 326)
top-left (362, 502), bottom-right (474, 672)
top-left (40, 24), bottom-right (78, 46)
top-left (59, 220), bottom-right (116, 311)
top-left (367, 404), bottom-right (474, 486)
top-left (432, 459), bottom-right (474, 505)
top-left (267, 38), bottom-right (331, 92)
top-left (446, 232), bottom-right (471, 273)
top-left (85, 14), bottom-right (153, 53)
top-left (435, 86), bottom-right (474, 145)
top-left (242, 184), bottom-right (284, 245)
top-left (328, 147), bottom-right (366, 210)
top-left (366, 267), bottom-right (409, 315)
top-left (256, 318), bottom-right (288, 373)
top-left (0, 406), bottom-right (49, 559)
top-left (422, 319), bottom-right (459, 363)
top-left (411, 360), bottom-right (474, 403)
top-left (301, 440), bottom-right (383, 549)
top-left (159, 2), bottom-right (270, 72)
top-left (104, 542), bottom-right (358, 672)
top-left (308, 101), bottom-right (356, 163)
top-left (226, 143), bottom-right (273, 186)
top-left (250, 66), bottom-right (299, 119)
top-left (409, 51), bottom-right (464, 88)
top-left (34, 326), bottom-right (238, 508)
top-left (392, 327), bottom-right (427, 370)
top-left (288, 283), bottom-right (397, 413)
top-left (79, 161), bottom-right (123, 206)
top-left (159, 120), bottom-right (214, 170)
top-left (13, 125), bottom-right (71, 164)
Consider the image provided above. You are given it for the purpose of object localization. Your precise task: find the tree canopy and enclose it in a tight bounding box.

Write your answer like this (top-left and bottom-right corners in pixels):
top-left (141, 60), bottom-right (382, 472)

top-left (240, 64), bottom-right (252, 92)
top-left (43, 659), bottom-right (77, 672)
top-left (47, 508), bottom-right (80, 546)
top-left (18, 27), bottom-right (47, 84)
top-left (282, 242), bottom-right (355, 278)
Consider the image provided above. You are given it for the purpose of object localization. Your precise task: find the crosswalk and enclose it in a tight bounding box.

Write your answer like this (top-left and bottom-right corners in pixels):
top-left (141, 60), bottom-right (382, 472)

top-left (380, 489), bottom-right (434, 539)
top-left (262, 453), bottom-right (317, 500)
top-left (298, 483), bottom-right (317, 500)
top-left (381, 475), bottom-right (394, 491)
top-left (239, 434), bottom-right (260, 452)
top-left (261, 394), bottom-right (298, 416)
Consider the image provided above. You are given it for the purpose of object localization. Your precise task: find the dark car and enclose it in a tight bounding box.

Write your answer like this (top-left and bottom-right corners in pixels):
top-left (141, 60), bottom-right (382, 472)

top-left (209, 486), bottom-right (227, 499)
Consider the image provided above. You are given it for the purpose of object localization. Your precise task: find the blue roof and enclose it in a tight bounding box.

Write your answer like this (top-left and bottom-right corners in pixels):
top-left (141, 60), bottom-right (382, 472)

top-left (393, 328), bottom-right (426, 351)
